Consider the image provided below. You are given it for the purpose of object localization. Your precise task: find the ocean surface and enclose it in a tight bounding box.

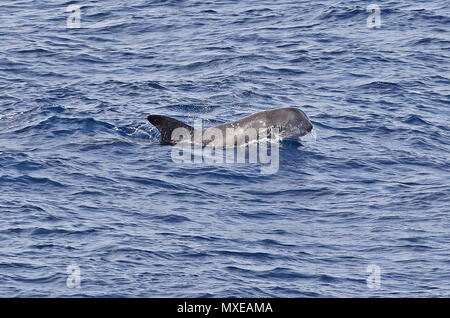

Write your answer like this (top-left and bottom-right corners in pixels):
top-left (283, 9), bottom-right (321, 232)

top-left (1, 0), bottom-right (449, 297)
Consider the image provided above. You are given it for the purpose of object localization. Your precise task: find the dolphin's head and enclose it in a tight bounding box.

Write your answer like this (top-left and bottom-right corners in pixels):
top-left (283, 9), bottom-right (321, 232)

top-left (284, 107), bottom-right (313, 137)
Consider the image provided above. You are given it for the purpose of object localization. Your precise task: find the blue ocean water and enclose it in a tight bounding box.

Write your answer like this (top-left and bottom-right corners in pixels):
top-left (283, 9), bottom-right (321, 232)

top-left (0, 0), bottom-right (449, 297)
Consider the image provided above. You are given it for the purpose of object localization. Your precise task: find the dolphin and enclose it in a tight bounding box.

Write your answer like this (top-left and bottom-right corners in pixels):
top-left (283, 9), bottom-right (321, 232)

top-left (147, 107), bottom-right (313, 147)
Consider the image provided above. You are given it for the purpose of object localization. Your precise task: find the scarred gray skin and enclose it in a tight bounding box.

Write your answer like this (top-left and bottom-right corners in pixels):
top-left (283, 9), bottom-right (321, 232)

top-left (148, 107), bottom-right (313, 148)
top-left (202, 107), bottom-right (313, 147)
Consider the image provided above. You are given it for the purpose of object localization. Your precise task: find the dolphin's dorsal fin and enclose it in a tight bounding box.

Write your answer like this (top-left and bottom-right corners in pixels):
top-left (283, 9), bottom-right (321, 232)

top-left (147, 115), bottom-right (194, 145)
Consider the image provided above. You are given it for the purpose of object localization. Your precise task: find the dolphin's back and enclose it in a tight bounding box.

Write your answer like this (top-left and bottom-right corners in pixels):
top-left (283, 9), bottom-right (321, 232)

top-left (216, 107), bottom-right (306, 131)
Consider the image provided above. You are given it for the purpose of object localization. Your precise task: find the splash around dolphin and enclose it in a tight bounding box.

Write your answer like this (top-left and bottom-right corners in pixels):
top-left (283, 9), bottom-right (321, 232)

top-left (147, 107), bottom-right (313, 148)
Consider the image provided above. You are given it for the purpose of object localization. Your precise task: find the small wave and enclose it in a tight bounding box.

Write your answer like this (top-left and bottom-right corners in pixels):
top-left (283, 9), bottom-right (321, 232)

top-left (356, 81), bottom-right (404, 91)
top-left (12, 273), bottom-right (63, 284)
top-left (0, 175), bottom-right (67, 188)
top-left (402, 115), bottom-right (431, 126)
top-left (122, 81), bottom-right (168, 90)
top-left (407, 37), bottom-right (450, 46)
top-left (156, 214), bottom-right (192, 223)
top-left (12, 115), bottom-right (115, 135)
top-left (31, 228), bottom-right (97, 236)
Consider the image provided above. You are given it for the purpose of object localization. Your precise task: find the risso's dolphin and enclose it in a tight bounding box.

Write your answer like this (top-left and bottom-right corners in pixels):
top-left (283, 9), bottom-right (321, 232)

top-left (147, 107), bottom-right (313, 148)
